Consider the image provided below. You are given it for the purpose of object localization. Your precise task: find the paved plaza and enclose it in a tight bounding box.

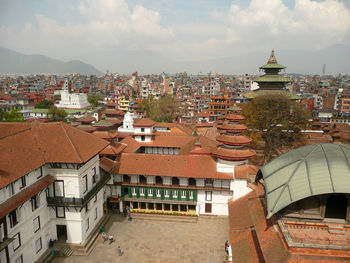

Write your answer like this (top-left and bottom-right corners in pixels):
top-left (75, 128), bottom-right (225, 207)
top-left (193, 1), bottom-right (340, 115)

top-left (52, 214), bottom-right (229, 263)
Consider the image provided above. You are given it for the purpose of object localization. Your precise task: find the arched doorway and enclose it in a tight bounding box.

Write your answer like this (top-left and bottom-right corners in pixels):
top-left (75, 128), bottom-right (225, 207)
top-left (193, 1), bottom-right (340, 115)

top-left (325, 194), bottom-right (348, 220)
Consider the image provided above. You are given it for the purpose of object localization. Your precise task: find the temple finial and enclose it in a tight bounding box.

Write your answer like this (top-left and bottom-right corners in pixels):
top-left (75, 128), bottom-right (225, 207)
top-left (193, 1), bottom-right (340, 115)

top-left (267, 49), bottom-right (277, 64)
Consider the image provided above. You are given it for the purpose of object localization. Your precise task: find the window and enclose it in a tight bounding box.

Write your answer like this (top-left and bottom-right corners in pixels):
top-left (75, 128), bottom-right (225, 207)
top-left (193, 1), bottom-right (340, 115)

top-left (164, 189), bottom-right (169, 197)
top-left (156, 189), bottom-right (161, 196)
top-left (92, 167), bottom-right (97, 184)
top-left (33, 216), bottom-right (40, 233)
top-left (83, 175), bottom-right (88, 193)
top-left (56, 207), bottom-right (65, 218)
top-left (9, 209), bottom-right (18, 228)
top-left (140, 188), bottom-right (145, 196)
top-left (141, 128), bottom-right (145, 132)
top-left (51, 163), bottom-right (62, 169)
top-left (31, 195), bottom-right (39, 211)
top-left (189, 191), bottom-right (194, 199)
top-left (9, 183), bottom-right (15, 196)
top-left (132, 188), bottom-right (136, 196)
top-left (173, 190), bottom-right (178, 198)
top-left (86, 218), bottom-right (89, 232)
top-left (37, 167), bottom-right (43, 179)
top-left (35, 237), bottom-right (42, 253)
top-left (12, 232), bottom-right (21, 251)
top-left (148, 188), bottom-right (153, 196)
top-left (95, 208), bottom-right (98, 220)
top-left (15, 255), bottom-right (23, 263)
top-left (205, 179), bottom-right (213, 187)
top-left (141, 135), bottom-right (145, 141)
top-left (181, 190), bottom-right (186, 198)
top-left (205, 191), bottom-right (212, 201)
top-left (20, 176), bottom-right (26, 189)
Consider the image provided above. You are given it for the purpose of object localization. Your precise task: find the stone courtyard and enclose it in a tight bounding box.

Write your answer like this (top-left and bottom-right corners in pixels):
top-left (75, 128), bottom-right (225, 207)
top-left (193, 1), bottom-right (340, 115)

top-left (52, 214), bottom-right (229, 263)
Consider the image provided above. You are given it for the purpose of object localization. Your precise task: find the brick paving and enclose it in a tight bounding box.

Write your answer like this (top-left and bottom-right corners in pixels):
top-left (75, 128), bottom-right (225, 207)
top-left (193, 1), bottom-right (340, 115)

top-left (52, 214), bottom-right (229, 263)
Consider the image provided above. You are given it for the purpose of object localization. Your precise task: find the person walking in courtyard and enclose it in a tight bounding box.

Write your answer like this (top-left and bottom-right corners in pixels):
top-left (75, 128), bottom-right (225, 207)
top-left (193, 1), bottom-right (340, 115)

top-left (225, 240), bottom-right (229, 255)
top-left (117, 245), bottom-right (122, 256)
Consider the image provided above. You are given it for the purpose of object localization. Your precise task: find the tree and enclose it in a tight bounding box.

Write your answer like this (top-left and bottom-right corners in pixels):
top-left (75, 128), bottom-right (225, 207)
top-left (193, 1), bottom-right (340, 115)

top-left (137, 95), bottom-right (179, 122)
top-left (243, 94), bottom-right (310, 164)
top-left (0, 108), bottom-right (24, 122)
top-left (34, 100), bottom-right (54, 109)
top-left (88, 94), bottom-right (101, 108)
top-left (47, 106), bottom-right (68, 122)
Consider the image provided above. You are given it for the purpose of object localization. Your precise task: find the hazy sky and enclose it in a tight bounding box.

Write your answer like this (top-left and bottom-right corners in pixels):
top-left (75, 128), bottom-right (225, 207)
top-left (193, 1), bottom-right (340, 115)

top-left (0, 0), bottom-right (350, 72)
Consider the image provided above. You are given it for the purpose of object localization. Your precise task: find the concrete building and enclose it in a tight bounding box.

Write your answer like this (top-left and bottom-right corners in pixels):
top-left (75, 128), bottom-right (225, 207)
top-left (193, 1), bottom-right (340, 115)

top-left (55, 80), bottom-right (90, 109)
top-left (0, 123), bottom-right (108, 263)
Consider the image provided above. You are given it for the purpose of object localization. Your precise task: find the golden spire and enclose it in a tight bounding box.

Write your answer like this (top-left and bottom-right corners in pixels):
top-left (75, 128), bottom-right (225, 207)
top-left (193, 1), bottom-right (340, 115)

top-left (267, 49), bottom-right (278, 64)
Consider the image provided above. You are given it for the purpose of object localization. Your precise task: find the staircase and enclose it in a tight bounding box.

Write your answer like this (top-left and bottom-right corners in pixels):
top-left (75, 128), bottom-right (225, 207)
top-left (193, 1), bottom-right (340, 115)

top-left (131, 213), bottom-right (198, 223)
top-left (59, 246), bottom-right (74, 257)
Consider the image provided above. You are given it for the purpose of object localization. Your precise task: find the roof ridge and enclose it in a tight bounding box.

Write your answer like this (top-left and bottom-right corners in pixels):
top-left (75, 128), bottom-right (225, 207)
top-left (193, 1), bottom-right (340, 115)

top-left (61, 123), bottom-right (84, 163)
top-left (0, 125), bottom-right (32, 140)
top-left (31, 123), bottom-right (48, 163)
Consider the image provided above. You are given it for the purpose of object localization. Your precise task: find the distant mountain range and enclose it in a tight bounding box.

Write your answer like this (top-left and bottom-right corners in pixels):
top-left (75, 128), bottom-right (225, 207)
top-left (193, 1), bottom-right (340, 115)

top-left (1, 45), bottom-right (349, 75)
top-left (0, 47), bottom-right (103, 75)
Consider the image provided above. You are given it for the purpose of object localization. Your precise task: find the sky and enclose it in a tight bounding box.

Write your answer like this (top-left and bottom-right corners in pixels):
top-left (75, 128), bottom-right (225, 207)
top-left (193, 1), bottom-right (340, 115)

top-left (0, 0), bottom-right (350, 73)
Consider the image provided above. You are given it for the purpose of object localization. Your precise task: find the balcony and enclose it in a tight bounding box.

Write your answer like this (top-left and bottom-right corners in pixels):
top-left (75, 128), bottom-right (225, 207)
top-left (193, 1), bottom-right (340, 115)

top-left (47, 173), bottom-right (111, 207)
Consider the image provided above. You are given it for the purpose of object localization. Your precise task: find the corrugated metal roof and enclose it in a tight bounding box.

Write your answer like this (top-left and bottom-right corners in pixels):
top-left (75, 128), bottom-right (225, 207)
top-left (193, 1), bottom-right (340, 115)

top-left (261, 143), bottom-right (350, 218)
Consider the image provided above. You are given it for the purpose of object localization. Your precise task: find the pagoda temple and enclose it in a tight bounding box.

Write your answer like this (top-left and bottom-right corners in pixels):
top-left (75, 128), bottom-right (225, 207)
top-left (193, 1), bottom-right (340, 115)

top-left (214, 113), bottom-right (256, 162)
top-left (244, 50), bottom-right (296, 99)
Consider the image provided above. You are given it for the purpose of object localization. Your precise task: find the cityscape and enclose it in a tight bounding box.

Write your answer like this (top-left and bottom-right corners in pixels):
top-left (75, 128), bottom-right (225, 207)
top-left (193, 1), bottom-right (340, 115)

top-left (1, 0), bottom-right (350, 263)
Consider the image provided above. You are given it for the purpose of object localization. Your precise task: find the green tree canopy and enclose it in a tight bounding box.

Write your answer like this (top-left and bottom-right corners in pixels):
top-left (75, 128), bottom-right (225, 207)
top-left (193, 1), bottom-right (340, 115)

top-left (88, 94), bottom-right (101, 108)
top-left (34, 99), bottom-right (54, 109)
top-left (47, 106), bottom-right (68, 122)
top-left (138, 95), bottom-right (179, 122)
top-left (0, 108), bottom-right (24, 122)
top-left (243, 94), bottom-right (310, 164)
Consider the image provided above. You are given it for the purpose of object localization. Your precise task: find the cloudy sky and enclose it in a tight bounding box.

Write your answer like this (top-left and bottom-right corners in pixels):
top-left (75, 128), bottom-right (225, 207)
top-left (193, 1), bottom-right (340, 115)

top-left (0, 0), bottom-right (350, 73)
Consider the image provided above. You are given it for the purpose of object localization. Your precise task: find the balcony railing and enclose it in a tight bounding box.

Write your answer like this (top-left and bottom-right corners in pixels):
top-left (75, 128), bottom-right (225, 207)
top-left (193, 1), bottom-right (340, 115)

top-left (47, 173), bottom-right (111, 207)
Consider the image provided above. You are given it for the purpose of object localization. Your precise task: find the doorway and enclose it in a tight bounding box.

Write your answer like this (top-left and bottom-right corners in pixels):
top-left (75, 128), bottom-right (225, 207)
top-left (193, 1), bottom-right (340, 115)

top-left (56, 225), bottom-right (67, 241)
top-left (205, 203), bottom-right (212, 213)
top-left (325, 194), bottom-right (348, 220)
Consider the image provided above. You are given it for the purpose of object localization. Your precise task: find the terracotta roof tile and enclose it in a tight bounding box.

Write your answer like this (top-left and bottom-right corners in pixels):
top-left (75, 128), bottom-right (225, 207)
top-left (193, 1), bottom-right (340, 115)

top-left (134, 118), bottom-right (156, 127)
top-left (119, 154), bottom-right (233, 179)
top-left (234, 164), bottom-right (259, 179)
top-left (216, 134), bottom-right (252, 145)
top-left (0, 123), bottom-right (108, 187)
top-left (100, 157), bottom-right (120, 174)
top-left (92, 130), bottom-right (119, 140)
top-left (218, 124), bottom-right (248, 131)
top-left (76, 115), bottom-right (96, 123)
top-left (226, 114), bottom-right (245, 122)
top-left (212, 147), bottom-right (256, 160)
top-left (120, 137), bottom-right (141, 153)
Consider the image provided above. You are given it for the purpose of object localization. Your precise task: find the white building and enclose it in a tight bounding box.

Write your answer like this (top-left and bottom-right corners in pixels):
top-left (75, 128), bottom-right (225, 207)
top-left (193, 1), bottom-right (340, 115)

top-left (55, 80), bottom-right (90, 109)
top-left (100, 113), bottom-right (256, 216)
top-left (0, 122), bottom-right (108, 263)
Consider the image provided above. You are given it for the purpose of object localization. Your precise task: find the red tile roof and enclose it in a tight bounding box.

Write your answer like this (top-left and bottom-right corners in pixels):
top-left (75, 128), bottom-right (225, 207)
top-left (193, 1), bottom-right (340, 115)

top-left (216, 134), bottom-right (252, 145)
top-left (234, 164), bottom-right (258, 179)
top-left (226, 114), bottom-right (245, 122)
top-left (212, 147), bottom-right (256, 160)
top-left (100, 157), bottom-right (120, 174)
top-left (0, 122), bottom-right (108, 188)
top-left (0, 175), bottom-right (55, 218)
top-left (134, 118), bottom-right (156, 127)
top-left (218, 124), bottom-right (248, 132)
top-left (119, 154), bottom-right (233, 179)
top-left (76, 115), bottom-right (96, 123)
top-left (92, 130), bottom-right (119, 140)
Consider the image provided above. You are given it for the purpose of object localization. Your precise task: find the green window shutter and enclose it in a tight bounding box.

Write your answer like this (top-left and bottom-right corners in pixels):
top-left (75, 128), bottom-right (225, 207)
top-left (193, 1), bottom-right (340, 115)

top-left (145, 188), bottom-right (148, 198)
top-left (161, 189), bottom-right (165, 200)
top-left (194, 190), bottom-right (197, 201)
top-left (136, 188), bottom-right (140, 198)
top-left (153, 189), bottom-right (157, 199)
top-left (186, 190), bottom-right (190, 201)
top-left (169, 190), bottom-right (173, 200)
top-left (128, 187), bottom-right (132, 198)
top-left (177, 190), bottom-right (181, 200)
